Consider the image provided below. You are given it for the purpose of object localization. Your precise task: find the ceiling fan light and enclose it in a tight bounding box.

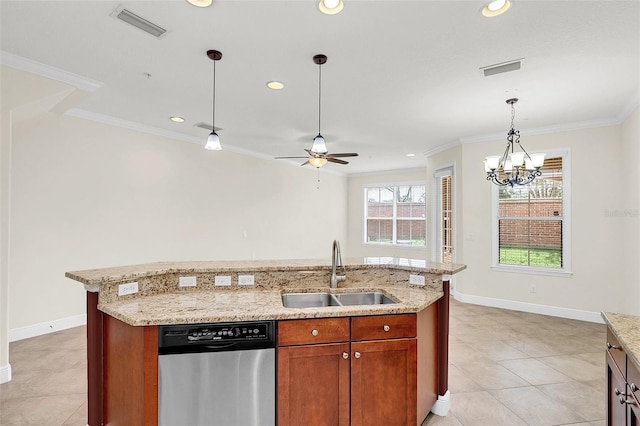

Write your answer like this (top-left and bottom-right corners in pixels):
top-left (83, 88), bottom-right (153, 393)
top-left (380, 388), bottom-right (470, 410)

top-left (311, 134), bottom-right (328, 154)
top-left (309, 157), bottom-right (328, 168)
top-left (318, 0), bottom-right (343, 15)
top-left (205, 131), bottom-right (222, 150)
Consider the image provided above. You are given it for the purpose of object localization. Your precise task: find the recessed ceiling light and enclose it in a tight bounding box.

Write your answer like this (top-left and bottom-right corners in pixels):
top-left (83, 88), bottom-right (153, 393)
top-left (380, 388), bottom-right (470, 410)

top-left (407, 153), bottom-right (415, 157)
top-left (481, 0), bottom-right (511, 17)
top-left (186, 0), bottom-right (212, 7)
top-left (318, 0), bottom-right (344, 15)
top-left (170, 116), bottom-right (185, 123)
top-left (266, 81), bottom-right (285, 90)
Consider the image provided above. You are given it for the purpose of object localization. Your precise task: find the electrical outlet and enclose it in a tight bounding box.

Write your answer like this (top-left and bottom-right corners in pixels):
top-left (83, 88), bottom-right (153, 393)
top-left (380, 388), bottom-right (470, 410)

top-left (179, 276), bottom-right (197, 287)
top-left (409, 274), bottom-right (425, 286)
top-left (215, 275), bottom-right (232, 286)
top-left (238, 275), bottom-right (255, 286)
top-left (531, 285), bottom-right (537, 293)
top-left (118, 282), bottom-right (139, 296)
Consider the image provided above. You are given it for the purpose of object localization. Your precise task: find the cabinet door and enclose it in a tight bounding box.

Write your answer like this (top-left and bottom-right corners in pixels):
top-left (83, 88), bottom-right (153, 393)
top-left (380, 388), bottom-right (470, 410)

top-left (351, 338), bottom-right (417, 426)
top-left (277, 343), bottom-right (350, 426)
top-left (608, 353), bottom-right (627, 426)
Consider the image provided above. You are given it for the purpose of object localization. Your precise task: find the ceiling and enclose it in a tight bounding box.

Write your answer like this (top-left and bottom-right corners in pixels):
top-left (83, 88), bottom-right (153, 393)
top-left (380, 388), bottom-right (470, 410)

top-left (1, 0), bottom-right (638, 174)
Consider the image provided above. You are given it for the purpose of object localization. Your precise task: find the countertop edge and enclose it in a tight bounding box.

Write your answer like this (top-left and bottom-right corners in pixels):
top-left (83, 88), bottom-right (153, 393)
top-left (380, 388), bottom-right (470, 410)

top-left (66, 258), bottom-right (467, 286)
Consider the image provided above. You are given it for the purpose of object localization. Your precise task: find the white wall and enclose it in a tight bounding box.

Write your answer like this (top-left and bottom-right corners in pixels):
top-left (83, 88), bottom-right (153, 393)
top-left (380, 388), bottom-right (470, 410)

top-left (346, 168), bottom-right (428, 259)
top-left (3, 68), bottom-right (348, 343)
top-left (620, 107), bottom-right (640, 315)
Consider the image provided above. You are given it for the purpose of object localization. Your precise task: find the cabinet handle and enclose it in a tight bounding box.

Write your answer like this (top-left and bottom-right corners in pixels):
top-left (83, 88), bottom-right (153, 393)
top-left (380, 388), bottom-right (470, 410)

top-left (311, 329), bottom-right (319, 336)
top-left (354, 352), bottom-right (361, 359)
top-left (342, 352), bottom-right (349, 359)
top-left (383, 325), bottom-right (390, 332)
top-left (607, 342), bottom-right (620, 350)
top-left (631, 383), bottom-right (638, 393)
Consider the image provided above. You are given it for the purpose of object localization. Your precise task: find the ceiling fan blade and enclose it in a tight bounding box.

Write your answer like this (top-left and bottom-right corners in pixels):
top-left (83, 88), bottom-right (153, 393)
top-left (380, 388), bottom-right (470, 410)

top-left (300, 160), bottom-right (310, 167)
top-left (326, 153), bottom-right (359, 158)
top-left (327, 158), bottom-right (349, 165)
top-left (275, 156), bottom-right (310, 159)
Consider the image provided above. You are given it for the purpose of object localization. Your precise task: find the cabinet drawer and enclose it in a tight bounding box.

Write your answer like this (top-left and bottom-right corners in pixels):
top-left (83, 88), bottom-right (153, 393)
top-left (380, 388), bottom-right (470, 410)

top-left (606, 328), bottom-right (626, 375)
top-left (351, 314), bottom-right (416, 341)
top-left (278, 318), bottom-right (350, 346)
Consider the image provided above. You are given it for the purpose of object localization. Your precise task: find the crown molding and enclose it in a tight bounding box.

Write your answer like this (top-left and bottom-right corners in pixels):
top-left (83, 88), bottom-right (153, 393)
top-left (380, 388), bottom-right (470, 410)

top-left (423, 140), bottom-right (461, 158)
top-left (0, 50), bottom-right (102, 92)
top-left (459, 116), bottom-right (623, 145)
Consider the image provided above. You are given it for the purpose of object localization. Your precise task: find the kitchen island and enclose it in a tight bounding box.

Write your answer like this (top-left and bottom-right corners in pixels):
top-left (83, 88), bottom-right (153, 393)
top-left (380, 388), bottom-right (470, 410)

top-left (66, 257), bottom-right (466, 426)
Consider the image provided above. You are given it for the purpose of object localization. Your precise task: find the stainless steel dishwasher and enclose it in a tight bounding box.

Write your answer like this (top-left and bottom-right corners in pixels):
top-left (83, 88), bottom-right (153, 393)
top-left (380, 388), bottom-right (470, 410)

top-left (158, 320), bottom-right (276, 426)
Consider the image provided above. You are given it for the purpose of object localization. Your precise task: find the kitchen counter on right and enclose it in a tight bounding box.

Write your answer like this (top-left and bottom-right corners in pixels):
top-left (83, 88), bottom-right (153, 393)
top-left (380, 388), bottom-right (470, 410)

top-left (602, 312), bottom-right (640, 369)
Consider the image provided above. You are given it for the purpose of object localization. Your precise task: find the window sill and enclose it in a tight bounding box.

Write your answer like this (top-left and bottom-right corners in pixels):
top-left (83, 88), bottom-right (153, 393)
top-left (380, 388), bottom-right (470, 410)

top-left (363, 242), bottom-right (426, 250)
top-left (491, 265), bottom-right (573, 278)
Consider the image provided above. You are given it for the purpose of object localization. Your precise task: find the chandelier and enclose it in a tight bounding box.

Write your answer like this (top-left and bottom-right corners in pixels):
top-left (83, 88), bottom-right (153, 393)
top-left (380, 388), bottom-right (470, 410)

top-left (484, 98), bottom-right (545, 186)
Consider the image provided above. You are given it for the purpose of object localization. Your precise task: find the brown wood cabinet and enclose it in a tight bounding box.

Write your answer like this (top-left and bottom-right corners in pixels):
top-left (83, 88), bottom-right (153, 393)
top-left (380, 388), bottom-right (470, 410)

top-left (278, 307), bottom-right (436, 426)
top-left (606, 326), bottom-right (640, 425)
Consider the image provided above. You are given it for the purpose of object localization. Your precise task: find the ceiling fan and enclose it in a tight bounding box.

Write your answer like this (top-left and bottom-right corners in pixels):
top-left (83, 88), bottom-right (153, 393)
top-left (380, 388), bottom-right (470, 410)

top-left (276, 54), bottom-right (359, 168)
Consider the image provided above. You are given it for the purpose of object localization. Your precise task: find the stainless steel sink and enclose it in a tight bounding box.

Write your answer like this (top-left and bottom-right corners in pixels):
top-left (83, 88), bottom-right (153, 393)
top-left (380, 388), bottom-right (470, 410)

top-left (282, 291), bottom-right (397, 308)
top-left (281, 292), bottom-right (342, 308)
top-left (334, 292), bottom-right (396, 306)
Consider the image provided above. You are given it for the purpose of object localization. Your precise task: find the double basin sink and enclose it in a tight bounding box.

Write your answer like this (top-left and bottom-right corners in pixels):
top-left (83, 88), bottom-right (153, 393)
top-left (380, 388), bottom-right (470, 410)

top-left (282, 291), bottom-right (397, 308)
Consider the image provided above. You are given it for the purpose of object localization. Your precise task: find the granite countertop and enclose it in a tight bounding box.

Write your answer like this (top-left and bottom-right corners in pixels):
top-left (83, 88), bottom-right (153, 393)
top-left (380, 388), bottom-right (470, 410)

top-left (66, 257), bottom-right (467, 286)
top-left (100, 284), bottom-right (443, 326)
top-left (602, 312), bottom-right (640, 369)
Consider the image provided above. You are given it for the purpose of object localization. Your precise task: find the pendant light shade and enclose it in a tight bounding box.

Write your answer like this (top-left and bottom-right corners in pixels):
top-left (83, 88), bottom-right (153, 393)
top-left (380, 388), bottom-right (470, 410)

top-left (311, 134), bottom-right (328, 154)
top-left (205, 131), bottom-right (221, 150)
top-left (205, 49), bottom-right (223, 150)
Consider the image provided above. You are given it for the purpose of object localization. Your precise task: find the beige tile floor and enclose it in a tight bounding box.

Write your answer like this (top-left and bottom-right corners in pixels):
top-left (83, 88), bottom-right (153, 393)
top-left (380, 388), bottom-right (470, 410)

top-left (0, 298), bottom-right (606, 426)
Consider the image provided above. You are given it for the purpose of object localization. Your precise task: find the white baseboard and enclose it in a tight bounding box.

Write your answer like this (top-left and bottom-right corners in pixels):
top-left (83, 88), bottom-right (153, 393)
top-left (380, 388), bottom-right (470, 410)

top-left (452, 290), bottom-right (603, 324)
top-left (0, 363), bottom-right (11, 384)
top-left (8, 314), bottom-right (86, 342)
top-left (431, 390), bottom-right (451, 416)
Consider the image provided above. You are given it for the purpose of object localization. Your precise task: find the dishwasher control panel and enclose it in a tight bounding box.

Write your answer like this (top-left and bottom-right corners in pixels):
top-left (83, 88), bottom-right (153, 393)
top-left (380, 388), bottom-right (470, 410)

top-left (159, 321), bottom-right (275, 354)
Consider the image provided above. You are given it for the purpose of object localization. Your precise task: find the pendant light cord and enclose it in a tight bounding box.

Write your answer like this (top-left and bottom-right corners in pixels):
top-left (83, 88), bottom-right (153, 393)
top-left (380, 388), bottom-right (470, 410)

top-left (318, 62), bottom-right (322, 134)
top-left (212, 58), bottom-right (216, 130)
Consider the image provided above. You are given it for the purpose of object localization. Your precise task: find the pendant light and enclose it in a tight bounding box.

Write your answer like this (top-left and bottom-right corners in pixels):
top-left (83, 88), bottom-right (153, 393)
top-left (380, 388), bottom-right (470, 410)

top-left (310, 54), bottom-right (328, 155)
top-left (205, 49), bottom-right (222, 150)
top-left (484, 98), bottom-right (545, 186)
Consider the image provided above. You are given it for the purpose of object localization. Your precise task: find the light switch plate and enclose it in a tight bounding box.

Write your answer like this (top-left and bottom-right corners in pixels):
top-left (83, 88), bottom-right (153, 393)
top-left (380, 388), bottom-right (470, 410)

top-left (409, 274), bottom-right (425, 286)
top-left (179, 276), bottom-right (197, 287)
top-left (238, 274), bottom-right (255, 286)
top-left (118, 282), bottom-right (139, 296)
top-left (214, 275), bottom-right (232, 286)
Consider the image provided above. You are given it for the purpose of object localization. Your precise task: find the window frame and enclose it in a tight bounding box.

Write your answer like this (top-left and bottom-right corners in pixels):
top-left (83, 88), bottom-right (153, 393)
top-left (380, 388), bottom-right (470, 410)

top-left (363, 182), bottom-right (427, 248)
top-left (491, 149), bottom-right (572, 277)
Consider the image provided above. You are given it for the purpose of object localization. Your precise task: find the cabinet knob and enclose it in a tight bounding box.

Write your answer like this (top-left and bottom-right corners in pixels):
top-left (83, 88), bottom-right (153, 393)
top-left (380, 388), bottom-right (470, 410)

top-left (311, 329), bottom-right (319, 336)
top-left (342, 352), bottom-right (349, 359)
top-left (615, 388), bottom-right (626, 396)
top-left (620, 396), bottom-right (632, 405)
top-left (631, 383), bottom-right (638, 393)
top-left (607, 342), bottom-right (620, 350)
top-left (354, 352), bottom-right (361, 359)
top-left (383, 325), bottom-right (390, 332)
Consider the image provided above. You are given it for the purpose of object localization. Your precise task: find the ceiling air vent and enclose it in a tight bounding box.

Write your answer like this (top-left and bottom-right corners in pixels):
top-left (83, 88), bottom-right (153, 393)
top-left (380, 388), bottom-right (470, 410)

top-left (480, 58), bottom-right (524, 77)
top-left (111, 5), bottom-right (167, 39)
top-left (194, 123), bottom-right (222, 132)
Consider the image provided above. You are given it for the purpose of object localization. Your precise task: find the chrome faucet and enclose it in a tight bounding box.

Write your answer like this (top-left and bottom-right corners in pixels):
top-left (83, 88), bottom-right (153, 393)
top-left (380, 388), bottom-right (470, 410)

top-left (330, 240), bottom-right (346, 288)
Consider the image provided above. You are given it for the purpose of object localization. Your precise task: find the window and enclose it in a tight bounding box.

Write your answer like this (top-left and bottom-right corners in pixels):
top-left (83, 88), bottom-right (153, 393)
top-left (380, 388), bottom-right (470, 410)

top-left (365, 184), bottom-right (426, 246)
top-left (493, 154), bottom-right (570, 274)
